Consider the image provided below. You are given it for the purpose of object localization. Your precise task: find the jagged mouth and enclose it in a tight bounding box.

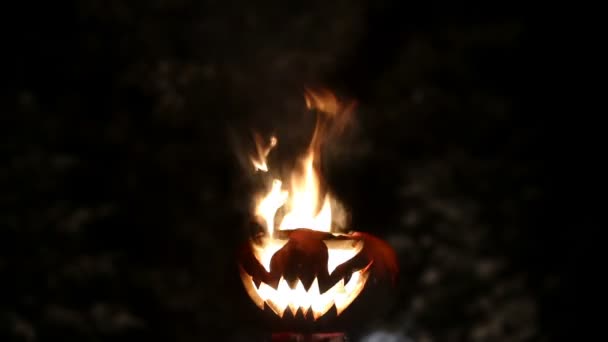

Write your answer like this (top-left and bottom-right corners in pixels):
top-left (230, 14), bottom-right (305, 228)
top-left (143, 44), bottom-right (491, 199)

top-left (238, 229), bottom-right (380, 320)
top-left (239, 263), bottom-right (371, 320)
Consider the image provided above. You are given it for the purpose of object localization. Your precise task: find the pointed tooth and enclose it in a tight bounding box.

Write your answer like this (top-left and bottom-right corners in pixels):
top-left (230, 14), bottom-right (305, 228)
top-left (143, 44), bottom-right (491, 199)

top-left (286, 277), bottom-right (299, 289)
top-left (299, 307), bottom-right (310, 319)
top-left (300, 273), bottom-right (315, 291)
top-left (277, 277), bottom-right (290, 291)
top-left (311, 283), bottom-right (337, 320)
top-left (297, 281), bottom-right (312, 315)
top-left (282, 267), bottom-right (299, 289)
top-left (288, 303), bottom-right (298, 317)
top-left (343, 272), bottom-right (352, 285)
top-left (252, 276), bottom-right (262, 289)
top-left (317, 276), bottom-right (334, 294)
top-left (308, 278), bottom-right (320, 300)
top-left (266, 277), bottom-right (279, 290)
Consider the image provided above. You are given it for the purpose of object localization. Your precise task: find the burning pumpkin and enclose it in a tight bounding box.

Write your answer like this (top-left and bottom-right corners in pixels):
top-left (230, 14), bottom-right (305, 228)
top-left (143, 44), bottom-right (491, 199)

top-left (237, 89), bottom-right (398, 328)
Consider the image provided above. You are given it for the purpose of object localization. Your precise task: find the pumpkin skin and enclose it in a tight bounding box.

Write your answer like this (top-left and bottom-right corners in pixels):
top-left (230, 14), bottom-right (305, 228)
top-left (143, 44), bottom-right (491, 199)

top-left (237, 228), bottom-right (398, 333)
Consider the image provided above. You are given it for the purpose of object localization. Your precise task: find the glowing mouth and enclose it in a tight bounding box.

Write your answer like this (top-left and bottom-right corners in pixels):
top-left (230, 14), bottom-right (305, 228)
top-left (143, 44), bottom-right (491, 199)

top-left (239, 269), bottom-right (370, 320)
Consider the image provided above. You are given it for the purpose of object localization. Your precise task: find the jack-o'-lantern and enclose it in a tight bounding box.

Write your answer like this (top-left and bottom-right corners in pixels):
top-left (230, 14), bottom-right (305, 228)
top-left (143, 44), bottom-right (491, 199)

top-left (237, 89), bottom-right (398, 331)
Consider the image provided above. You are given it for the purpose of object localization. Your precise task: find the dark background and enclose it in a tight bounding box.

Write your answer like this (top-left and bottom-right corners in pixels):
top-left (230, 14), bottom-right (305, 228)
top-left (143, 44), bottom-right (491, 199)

top-left (2, 1), bottom-right (570, 341)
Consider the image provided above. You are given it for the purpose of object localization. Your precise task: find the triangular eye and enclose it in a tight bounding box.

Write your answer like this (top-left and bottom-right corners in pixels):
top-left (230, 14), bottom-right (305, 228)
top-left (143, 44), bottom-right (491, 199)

top-left (323, 238), bottom-right (364, 274)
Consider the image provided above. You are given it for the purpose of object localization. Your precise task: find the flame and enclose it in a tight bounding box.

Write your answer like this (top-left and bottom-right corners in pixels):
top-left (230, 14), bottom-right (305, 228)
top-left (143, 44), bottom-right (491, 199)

top-left (243, 89), bottom-right (367, 320)
top-left (251, 133), bottom-right (277, 172)
top-left (279, 151), bottom-right (332, 232)
top-left (253, 88), bottom-right (353, 236)
top-left (255, 179), bottom-right (288, 237)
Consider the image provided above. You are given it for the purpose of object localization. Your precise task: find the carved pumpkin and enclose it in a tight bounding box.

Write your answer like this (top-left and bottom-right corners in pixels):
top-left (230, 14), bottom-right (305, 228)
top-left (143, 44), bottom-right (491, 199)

top-left (237, 88), bottom-right (398, 330)
top-left (238, 228), bottom-right (398, 325)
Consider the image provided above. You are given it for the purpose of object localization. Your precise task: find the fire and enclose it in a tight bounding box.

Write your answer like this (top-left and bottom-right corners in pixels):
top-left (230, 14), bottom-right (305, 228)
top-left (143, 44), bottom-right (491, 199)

top-left (251, 133), bottom-right (277, 172)
top-left (251, 88), bottom-right (352, 236)
top-left (240, 88), bottom-right (369, 320)
top-left (277, 151), bottom-right (332, 232)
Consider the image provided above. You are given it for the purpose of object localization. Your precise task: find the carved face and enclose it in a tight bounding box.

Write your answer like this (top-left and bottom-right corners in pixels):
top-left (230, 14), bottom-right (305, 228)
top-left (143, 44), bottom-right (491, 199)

top-left (238, 228), bottom-right (397, 321)
top-left (238, 89), bottom-right (398, 325)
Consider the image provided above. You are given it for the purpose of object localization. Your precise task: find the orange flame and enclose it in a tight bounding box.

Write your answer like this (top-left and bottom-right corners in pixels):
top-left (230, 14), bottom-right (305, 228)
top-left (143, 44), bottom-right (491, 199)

top-left (253, 88), bottom-right (355, 236)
